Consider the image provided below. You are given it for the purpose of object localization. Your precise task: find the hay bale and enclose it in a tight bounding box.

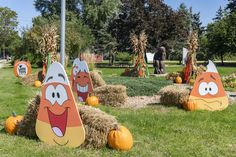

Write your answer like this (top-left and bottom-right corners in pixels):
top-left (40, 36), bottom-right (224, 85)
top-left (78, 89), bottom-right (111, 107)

top-left (17, 94), bottom-right (40, 138)
top-left (79, 105), bottom-right (118, 148)
top-left (92, 85), bottom-right (128, 107)
top-left (90, 71), bottom-right (106, 88)
top-left (21, 74), bottom-right (39, 86)
top-left (159, 84), bottom-right (191, 106)
top-left (17, 95), bottom-right (118, 148)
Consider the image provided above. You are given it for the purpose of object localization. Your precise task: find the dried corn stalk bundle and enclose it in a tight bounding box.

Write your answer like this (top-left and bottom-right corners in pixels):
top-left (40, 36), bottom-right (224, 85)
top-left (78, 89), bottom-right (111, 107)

top-left (128, 30), bottom-right (148, 77)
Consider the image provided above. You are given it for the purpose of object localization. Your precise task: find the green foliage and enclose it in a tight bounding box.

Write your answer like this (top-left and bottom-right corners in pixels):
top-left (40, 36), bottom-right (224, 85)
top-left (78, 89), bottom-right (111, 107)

top-left (115, 52), bottom-right (131, 62)
top-left (0, 7), bottom-right (20, 56)
top-left (104, 76), bottom-right (172, 97)
top-left (16, 13), bottom-right (94, 65)
top-left (205, 3), bottom-right (236, 65)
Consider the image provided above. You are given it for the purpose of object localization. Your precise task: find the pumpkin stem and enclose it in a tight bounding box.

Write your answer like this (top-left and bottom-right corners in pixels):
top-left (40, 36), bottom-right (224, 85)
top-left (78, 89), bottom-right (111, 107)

top-left (12, 111), bottom-right (17, 117)
top-left (114, 124), bottom-right (119, 131)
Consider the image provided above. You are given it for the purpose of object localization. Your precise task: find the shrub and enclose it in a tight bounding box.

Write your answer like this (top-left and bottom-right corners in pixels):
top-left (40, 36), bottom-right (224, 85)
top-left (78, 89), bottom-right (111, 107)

top-left (116, 52), bottom-right (131, 62)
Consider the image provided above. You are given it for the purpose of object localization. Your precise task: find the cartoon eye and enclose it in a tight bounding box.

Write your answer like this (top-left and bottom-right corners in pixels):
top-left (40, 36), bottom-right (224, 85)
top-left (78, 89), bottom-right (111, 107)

top-left (208, 82), bottom-right (218, 95)
top-left (198, 82), bottom-right (208, 96)
top-left (45, 85), bottom-right (56, 105)
top-left (73, 67), bottom-right (78, 76)
top-left (55, 85), bottom-right (68, 106)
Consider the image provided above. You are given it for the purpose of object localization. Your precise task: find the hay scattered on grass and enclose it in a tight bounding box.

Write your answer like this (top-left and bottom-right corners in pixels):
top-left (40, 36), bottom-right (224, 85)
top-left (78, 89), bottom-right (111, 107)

top-left (92, 85), bottom-right (128, 107)
top-left (159, 84), bottom-right (191, 107)
top-left (17, 95), bottom-right (118, 148)
top-left (90, 71), bottom-right (106, 88)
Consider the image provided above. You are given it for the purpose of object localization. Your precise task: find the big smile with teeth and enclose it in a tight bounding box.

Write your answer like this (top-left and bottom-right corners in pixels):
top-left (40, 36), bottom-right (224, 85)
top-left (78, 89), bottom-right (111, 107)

top-left (47, 108), bottom-right (68, 137)
top-left (77, 84), bottom-right (88, 93)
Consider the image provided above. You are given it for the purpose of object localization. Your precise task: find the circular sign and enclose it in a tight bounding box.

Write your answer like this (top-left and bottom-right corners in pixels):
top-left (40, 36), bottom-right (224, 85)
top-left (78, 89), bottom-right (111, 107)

top-left (14, 61), bottom-right (32, 78)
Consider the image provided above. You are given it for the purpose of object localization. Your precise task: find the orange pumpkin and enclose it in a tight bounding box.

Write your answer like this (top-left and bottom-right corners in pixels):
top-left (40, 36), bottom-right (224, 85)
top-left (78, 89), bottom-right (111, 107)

top-left (34, 80), bottom-right (42, 87)
top-left (183, 101), bottom-right (197, 111)
top-left (108, 125), bottom-right (133, 151)
top-left (86, 96), bottom-right (99, 107)
top-left (13, 60), bottom-right (32, 78)
top-left (175, 76), bottom-right (182, 84)
top-left (5, 112), bottom-right (24, 135)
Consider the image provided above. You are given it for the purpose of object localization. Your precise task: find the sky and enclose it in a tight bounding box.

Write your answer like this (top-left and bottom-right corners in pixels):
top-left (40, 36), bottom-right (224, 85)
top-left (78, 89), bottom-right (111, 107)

top-left (0, 0), bottom-right (228, 32)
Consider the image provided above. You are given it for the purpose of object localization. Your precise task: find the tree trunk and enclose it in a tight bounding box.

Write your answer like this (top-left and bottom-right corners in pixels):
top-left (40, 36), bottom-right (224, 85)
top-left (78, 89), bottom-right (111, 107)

top-left (220, 52), bottom-right (224, 66)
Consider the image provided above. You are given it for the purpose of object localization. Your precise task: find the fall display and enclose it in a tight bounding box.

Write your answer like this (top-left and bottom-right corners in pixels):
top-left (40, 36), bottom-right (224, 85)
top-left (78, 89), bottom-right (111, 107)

top-left (16, 95), bottom-right (119, 149)
top-left (189, 60), bottom-right (229, 111)
top-left (36, 62), bottom-right (85, 148)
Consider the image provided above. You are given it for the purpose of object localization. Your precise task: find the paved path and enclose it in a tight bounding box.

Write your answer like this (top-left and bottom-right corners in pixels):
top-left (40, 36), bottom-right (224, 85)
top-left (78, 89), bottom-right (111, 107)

top-left (0, 59), bottom-right (7, 69)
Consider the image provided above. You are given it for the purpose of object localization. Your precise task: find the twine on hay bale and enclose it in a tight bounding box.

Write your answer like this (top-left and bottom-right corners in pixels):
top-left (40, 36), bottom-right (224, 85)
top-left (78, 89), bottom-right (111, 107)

top-left (16, 94), bottom-right (118, 148)
top-left (90, 71), bottom-right (106, 88)
top-left (92, 85), bottom-right (128, 107)
top-left (159, 84), bottom-right (191, 106)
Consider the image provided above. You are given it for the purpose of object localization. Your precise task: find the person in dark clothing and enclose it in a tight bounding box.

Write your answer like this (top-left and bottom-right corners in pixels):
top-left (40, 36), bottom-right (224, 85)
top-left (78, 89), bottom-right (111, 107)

top-left (153, 46), bottom-right (166, 74)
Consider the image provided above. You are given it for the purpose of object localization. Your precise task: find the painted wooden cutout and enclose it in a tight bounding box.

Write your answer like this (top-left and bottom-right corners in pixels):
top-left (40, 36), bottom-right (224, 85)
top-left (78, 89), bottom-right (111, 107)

top-left (70, 58), bottom-right (93, 102)
top-left (36, 62), bottom-right (85, 148)
top-left (13, 60), bottom-right (32, 78)
top-left (189, 60), bottom-right (228, 111)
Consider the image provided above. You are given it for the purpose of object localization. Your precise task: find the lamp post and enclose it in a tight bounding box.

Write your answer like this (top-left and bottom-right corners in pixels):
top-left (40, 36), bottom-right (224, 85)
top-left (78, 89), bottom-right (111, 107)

top-left (60, 0), bottom-right (65, 66)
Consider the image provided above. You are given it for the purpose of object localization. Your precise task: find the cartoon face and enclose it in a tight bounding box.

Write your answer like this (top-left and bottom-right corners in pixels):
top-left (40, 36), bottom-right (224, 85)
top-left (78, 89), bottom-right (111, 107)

top-left (36, 62), bottom-right (85, 148)
top-left (14, 61), bottom-right (32, 77)
top-left (189, 60), bottom-right (228, 111)
top-left (70, 58), bottom-right (93, 102)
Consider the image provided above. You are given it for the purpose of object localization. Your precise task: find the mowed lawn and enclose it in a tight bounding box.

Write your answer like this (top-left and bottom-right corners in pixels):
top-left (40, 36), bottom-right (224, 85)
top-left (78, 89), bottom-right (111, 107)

top-left (0, 65), bottom-right (236, 157)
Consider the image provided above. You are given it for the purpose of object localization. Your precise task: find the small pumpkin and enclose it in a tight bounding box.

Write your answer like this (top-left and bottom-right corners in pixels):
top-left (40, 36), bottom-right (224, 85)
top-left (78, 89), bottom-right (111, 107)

top-left (86, 96), bottom-right (99, 107)
top-left (34, 80), bottom-right (42, 87)
top-left (5, 112), bottom-right (24, 135)
top-left (175, 76), bottom-right (182, 84)
top-left (183, 101), bottom-right (197, 111)
top-left (108, 125), bottom-right (133, 151)
top-left (189, 79), bottom-right (195, 86)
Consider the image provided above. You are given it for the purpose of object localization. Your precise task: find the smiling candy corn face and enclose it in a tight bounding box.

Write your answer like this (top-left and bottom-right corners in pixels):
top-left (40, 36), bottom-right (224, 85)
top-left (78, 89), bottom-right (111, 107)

top-left (189, 60), bottom-right (228, 111)
top-left (36, 62), bottom-right (85, 148)
top-left (70, 58), bottom-right (93, 102)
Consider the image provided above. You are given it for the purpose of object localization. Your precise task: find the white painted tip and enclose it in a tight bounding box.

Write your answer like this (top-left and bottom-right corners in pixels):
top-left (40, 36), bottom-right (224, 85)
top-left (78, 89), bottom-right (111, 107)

top-left (206, 60), bottom-right (218, 73)
top-left (44, 62), bottom-right (70, 85)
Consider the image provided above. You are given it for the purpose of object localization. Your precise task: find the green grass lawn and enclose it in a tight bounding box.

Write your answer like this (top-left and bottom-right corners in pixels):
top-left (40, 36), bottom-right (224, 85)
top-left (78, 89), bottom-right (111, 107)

top-left (0, 65), bottom-right (236, 157)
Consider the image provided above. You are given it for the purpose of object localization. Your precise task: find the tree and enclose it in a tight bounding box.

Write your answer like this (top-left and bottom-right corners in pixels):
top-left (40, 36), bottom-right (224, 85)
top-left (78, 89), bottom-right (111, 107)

top-left (0, 7), bottom-right (19, 58)
top-left (226, 0), bottom-right (236, 13)
top-left (34, 0), bottom-right (120, 54)
top-left (34, 0), bottom-right (81, 17)
top-left (17, 13), bottom-right (94, 65)
top-left (206, 19), bottom-right (228, 65)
